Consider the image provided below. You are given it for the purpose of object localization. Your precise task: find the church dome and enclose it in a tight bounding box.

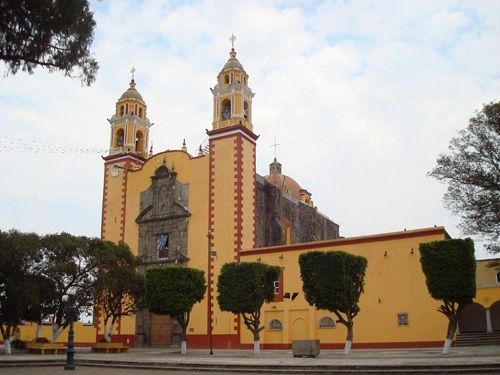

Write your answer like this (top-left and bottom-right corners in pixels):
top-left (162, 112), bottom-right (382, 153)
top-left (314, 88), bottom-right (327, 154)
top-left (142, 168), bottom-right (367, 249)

top-left (223, 57), bottom-right (243, 70)
top-left (221, 48), bottom-right (244, 71)
top-left (266, 172), bottom-right (303, 200)
top-left (120, 79), bottom-right (143, 101)
top-left (265, 158), bottom-right (303, 199)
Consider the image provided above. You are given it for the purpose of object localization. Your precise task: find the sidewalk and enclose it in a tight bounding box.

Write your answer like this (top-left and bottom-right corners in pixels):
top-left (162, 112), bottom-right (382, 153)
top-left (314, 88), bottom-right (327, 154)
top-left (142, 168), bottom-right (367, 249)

top-left (0, 346), bottom-right (499, 373)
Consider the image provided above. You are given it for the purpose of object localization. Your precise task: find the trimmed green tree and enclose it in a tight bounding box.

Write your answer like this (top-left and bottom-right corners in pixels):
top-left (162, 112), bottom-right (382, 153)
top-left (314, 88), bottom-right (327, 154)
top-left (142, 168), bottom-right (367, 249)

top-left (299, 251), bottom-right (367, 354)
top-left (145, 267), bottom-right (206, 354)
top-left (0, 0), bottom-right (99, 85)
top-left (94, 241), bottom-right (144, 342)
top-left (419, 238), bottom-right (476, 354)
top-left (217, 262), bottom-right (281, 355)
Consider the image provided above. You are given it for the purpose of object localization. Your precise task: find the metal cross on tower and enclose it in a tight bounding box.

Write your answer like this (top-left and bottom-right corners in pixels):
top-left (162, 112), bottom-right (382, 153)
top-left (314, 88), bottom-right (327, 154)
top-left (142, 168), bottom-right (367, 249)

top-left (131, 66), bottom-right (136, 80)
top-left (229, 33), bottom-right (236, 49)
top-left (271, 137), bottom-right (280, 159)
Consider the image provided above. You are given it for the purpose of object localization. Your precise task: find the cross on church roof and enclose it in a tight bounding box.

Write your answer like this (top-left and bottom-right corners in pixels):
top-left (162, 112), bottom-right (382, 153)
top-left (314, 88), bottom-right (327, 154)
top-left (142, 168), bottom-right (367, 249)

top-left (131, 67), bottom-right (136, 80)
top-left (229, 33), bottom-right (236, 49)
top-left (271, 137), bottom-right (280, 159)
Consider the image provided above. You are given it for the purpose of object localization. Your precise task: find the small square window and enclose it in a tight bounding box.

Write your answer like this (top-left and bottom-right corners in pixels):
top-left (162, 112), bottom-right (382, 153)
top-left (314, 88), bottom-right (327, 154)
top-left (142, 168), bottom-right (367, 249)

top-left (496, 272), bottom-right (500, 284)
top-left (398, 313), bottom-right (409, 326)
top-left (157, 234), bottom-right (169, 259)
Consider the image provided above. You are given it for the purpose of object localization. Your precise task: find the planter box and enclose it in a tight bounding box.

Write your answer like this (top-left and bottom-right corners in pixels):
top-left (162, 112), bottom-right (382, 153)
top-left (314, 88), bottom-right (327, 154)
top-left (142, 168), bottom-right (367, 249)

top-left (91, 342), bottom-right (129, 353)
top-left (27, 342), bottom-right (66, 355)
top-left (292, 339), bottom-right (320, 358)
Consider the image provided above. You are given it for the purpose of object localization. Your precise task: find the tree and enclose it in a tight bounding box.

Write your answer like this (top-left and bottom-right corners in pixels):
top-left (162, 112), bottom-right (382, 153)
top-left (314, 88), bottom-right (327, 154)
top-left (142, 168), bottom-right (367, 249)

top-left (419, 238), bottom-right (476, 355)
top-left (217, 262), bottom-right (280, 355)
top-left (0, 230), bottom-right (42, 353)
top-left (299, 251), bottom-right (367, 354)
top-left (429, 101), bottom-right (500, 254)
top-left (145, 267), bottom-right (206, 354)
top-left (0, 0), bottom-right (98, 85)
top-left (39, 232), bottom-right (102, 342)
top-left (94, 241), bottom-right (144, 343)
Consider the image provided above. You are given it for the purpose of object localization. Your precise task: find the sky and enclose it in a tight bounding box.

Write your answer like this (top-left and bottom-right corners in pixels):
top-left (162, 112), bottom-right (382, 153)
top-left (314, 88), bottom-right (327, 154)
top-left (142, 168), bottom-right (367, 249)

top-left (1, 0), bottom-right (499, 260)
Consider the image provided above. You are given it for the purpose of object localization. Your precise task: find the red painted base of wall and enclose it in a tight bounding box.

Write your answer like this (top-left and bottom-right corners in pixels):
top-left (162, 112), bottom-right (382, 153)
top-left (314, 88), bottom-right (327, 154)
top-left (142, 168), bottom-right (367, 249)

top-left (187, 334), bottom-right (240, 349)
top-left (96, 334), bottom-right (136, 347)
top-left (79, 335), bottom-right (448, 350)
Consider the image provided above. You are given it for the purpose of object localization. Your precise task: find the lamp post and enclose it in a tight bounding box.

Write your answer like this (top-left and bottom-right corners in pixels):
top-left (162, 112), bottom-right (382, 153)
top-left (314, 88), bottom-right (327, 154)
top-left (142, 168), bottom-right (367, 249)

top-left (62, 288), bottom-right (78, 371)
top-left (207, 229), bottom-right (214, 355)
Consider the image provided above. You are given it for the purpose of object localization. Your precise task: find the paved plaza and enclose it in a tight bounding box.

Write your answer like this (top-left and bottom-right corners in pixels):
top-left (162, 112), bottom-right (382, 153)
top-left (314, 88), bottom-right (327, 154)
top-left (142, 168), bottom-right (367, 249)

top-left (0, 346), bottom-right (499, 374)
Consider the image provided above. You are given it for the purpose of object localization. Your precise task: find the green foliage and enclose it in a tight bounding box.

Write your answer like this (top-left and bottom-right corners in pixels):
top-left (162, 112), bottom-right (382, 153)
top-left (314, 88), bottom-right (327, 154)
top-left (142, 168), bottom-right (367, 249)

top-left (299, 251), bottom-right (367, 315)
top-left (419, 238), bottom-right (476, 304)
top-left (429, 101), bottom-right (500, 253)
top-left (0, 0), bottom-right (98, 85)
top-left (0, 230), bottom-right (47, 339)
top-left (145, 266), bottom-right (206, 339)
top-left (94, 242), bottom-right (144, 331)
top-left (39, 232), bottom-right (103, 328)
top-left (299, 250), bottom-right (367, 345)
top-left (217, 262), bottom-right (280, 315)
top-left (217, 261), bottom-right (280, 344)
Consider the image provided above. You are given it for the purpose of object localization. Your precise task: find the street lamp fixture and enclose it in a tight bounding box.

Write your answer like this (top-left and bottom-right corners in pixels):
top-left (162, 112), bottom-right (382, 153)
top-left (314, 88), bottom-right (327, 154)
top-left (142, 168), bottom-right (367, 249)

top-left (62, 287), bottom-right (79, 371)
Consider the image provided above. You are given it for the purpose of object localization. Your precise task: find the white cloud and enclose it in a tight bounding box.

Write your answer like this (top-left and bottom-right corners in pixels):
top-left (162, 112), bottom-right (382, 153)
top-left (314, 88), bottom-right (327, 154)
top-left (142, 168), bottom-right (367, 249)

top-left (0, 0), bottom-right (498, 258)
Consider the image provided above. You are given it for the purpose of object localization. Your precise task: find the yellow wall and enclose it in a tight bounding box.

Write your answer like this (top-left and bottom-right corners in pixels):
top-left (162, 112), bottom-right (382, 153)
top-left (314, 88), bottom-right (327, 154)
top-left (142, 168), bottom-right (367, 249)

top-left (18, 323), bottom-right (96, 344)
top-left (241, 229), bottom-right (450, 346)
top-left (475, 258), bottom-right (500, 308)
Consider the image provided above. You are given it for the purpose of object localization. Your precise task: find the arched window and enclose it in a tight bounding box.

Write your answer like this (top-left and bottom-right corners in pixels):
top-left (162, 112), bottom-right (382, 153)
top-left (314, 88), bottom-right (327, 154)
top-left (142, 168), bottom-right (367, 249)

top-left (319, 316), bottom-right (336, 328)
top-left (119, 105), bottom-right (124, 116)
top-left (136, 130), bottom-right (145, 153)
top-left (138, 107), bottom-right (143, 119)
top-left (268, 319), bottom-right (282, 330)
top-left (115, 128), bottom-right (124, 148)
top-left (224, 75), bottom-right (229, 84)
top-left (221, 99), bottom-right (231, 120)
top-left (244, 101), bottom-right (249, 120)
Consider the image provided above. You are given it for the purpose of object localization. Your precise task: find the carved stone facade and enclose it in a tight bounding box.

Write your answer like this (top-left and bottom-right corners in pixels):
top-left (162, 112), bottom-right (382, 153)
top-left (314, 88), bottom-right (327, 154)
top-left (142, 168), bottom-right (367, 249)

top-left (135, 164), bottom-right (189, 347)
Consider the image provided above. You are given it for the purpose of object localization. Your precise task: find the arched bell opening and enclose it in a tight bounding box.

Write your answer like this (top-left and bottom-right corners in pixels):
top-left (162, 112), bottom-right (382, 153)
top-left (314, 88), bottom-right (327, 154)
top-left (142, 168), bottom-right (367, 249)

top-left (221, 99), bottom-right (231, 120)
top-left (136, 130), bottom-right (145, 153)
top-left (114, 128), bottom-right (125, 148)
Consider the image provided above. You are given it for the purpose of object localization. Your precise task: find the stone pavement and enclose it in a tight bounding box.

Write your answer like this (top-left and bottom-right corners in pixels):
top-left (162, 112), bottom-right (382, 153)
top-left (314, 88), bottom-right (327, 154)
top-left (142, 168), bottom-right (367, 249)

top-left (0, 346), bottom-right (499, 374)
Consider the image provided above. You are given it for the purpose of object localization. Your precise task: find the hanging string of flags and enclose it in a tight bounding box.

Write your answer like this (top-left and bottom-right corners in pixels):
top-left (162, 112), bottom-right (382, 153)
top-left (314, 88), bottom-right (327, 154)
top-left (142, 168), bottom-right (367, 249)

top-left (0, 136), bottom-right (108, 154)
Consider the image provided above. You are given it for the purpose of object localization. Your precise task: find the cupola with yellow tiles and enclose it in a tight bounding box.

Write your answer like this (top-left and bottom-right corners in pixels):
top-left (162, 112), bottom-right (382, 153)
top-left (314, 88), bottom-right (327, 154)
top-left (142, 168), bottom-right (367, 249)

top-left (211, 36), bottom-right (254, 131)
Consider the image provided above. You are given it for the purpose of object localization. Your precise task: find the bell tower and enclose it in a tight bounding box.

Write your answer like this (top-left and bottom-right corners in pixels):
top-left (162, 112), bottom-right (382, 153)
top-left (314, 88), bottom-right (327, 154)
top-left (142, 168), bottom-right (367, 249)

top-left (207, 38), bottom-right (258, 346)
top-left (101, 69), bottom-right (152, 244)
top-left (108, 69), bottom-right (152, 157)
top-left (211, 35), bottom-right (255, 131)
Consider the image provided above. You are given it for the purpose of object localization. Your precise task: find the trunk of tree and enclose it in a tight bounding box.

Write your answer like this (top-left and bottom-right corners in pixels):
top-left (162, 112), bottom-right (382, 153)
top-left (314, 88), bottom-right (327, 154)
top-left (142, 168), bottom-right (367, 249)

top-left (178, 312), bottom-right (189, 354)
top-left (51, 323), bottom-right (64, 343)
top-left (253, 339), bottom-right (261, 355)
top-left (443, 316), bottom-right (458, 355)
top-left (3, 339), bottom-right (11, 355)
top-left (0, 326), bottom-right (12, 354)
top-left (104, 320), bottom-right (116, 343)
top-left (344, 319), bottom-right (354, 354)
top-left (35, 323), bottom-right (43, 339)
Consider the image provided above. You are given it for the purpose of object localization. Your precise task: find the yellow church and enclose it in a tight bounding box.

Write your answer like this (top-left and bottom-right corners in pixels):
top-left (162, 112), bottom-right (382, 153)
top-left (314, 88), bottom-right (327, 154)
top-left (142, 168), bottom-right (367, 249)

top-left (98, 45), bottom-right (500, 349)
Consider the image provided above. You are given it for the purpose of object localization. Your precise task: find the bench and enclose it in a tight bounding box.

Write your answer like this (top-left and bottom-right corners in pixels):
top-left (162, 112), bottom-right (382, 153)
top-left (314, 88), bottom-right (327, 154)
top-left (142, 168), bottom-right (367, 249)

top-left (292, 339), bottom-right (320, 358)
top-left (91, 342), bottom-right (130, 353)
top-left (27, 343), bottom-right (67, 355)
